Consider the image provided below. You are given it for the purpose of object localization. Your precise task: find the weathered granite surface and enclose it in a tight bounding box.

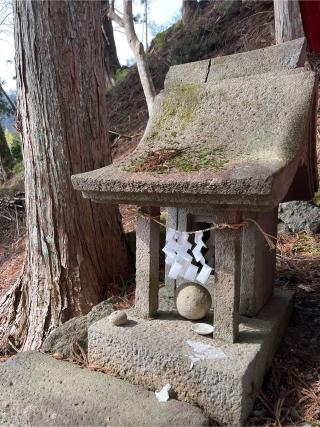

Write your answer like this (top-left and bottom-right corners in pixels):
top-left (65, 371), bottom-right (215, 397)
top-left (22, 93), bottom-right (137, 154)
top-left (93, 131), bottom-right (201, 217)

top-left (279, 201), bottom-right (320, 233)
top-left (42, 298), bottom-right (117, 358)
top-left (0, 351), bottom-right (209, 426)
top-left (88, 289), bottom-right (293, 425)
top-left (72, 70), bottom-right (316, 211)
top-left (164, 37), bottom-right (306, 89)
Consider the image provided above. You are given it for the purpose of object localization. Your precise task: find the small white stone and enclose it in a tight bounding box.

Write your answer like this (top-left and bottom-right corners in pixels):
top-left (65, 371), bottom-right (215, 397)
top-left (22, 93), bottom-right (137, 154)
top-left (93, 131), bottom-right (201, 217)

top-left (175, 282), bottom-right (212, 320)
top-left (108, 310), bottom-right (128, 326)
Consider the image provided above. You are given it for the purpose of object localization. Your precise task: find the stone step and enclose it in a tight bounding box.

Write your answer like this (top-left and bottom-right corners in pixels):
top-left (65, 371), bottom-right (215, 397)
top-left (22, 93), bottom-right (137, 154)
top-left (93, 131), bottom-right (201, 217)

top-left (0, 351), bottom-right (209, 426)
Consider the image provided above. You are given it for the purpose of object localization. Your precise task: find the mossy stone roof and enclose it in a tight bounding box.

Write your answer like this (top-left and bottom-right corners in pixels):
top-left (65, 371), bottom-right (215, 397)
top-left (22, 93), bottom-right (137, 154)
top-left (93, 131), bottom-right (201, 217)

top-left (72, 69), bottom-right (316, 211)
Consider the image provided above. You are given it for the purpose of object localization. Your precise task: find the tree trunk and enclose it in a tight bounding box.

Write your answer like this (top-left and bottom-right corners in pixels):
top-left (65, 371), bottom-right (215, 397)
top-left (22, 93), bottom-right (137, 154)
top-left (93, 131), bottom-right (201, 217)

top-left (102, 0), bottom-right (120, 87)
top-left (0, 124), bottom-right (12, 181)
top-left (274, 0), bottom-right (304, 44)
top-left (0, 0), bottom-right (133, 351)
top-left (122, 0), bottom-right (156, 116)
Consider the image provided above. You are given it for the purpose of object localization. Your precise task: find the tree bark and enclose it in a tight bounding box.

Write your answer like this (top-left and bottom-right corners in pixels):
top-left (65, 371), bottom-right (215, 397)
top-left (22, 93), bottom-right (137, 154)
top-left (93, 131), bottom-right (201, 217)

top-left (274, 0), bottom-right (304, 44)
top-left (102, 0), bottom-right (120, 87)
top-left (0, 0), bottom-right (133, 351)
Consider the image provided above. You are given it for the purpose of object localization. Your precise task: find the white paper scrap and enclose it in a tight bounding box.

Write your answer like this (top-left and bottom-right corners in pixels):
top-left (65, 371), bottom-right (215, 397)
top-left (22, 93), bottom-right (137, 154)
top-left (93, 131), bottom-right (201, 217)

top-left (186, 340), bottom-right (227, 367)
top-left (155, 384), bottom-right (172, 402)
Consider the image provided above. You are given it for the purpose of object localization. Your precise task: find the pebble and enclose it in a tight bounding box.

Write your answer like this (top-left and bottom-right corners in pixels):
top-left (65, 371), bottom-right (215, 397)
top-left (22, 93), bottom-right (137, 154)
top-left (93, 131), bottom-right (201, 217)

top-left (108, 310), bottom-right (128, 326)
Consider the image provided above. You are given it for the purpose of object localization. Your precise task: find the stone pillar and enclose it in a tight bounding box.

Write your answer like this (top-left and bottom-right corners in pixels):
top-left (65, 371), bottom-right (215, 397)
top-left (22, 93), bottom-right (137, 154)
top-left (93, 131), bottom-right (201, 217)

top-left (214, 212), bottom-right (242, 343)
top-left (240, 209), bottom-right (277, 316)
top-left (135, 206), bottom-right (160, 318)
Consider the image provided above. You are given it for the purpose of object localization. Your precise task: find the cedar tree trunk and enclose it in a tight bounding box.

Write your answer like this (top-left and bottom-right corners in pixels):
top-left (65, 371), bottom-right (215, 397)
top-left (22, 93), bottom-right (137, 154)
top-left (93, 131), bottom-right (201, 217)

top-left (0, 0), bottom-right (133, 351)
top-left (102, 0), bottom-right (120, 87)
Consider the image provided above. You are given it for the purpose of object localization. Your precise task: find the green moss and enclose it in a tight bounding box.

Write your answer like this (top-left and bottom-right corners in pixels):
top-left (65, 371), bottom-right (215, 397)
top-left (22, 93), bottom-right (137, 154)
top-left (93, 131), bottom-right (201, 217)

top-left (123, 146), bottom-right (228, 174)
top-left (170, 147), bottom-right (228, 172)
top-left (153, 84), bottom-right (201, 134)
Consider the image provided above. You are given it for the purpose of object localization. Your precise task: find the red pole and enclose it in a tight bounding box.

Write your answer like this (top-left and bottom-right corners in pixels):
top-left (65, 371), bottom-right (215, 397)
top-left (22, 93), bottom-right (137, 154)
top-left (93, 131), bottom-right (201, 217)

top-left (300, 0), bottom-right (320, 53)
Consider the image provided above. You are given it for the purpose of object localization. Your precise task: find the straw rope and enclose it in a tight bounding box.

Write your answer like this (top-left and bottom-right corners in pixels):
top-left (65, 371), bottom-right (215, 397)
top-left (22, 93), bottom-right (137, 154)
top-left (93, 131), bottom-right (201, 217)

top-left (135, 208), bottom-right (277, 250)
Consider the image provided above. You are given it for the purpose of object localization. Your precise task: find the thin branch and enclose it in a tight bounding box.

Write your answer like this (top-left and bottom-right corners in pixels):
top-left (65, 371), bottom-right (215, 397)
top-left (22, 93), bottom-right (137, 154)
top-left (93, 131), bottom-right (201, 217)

top-left (0, 82), bottom-right (16, 113)
top-left (113, 28), bottom-right (125, 34)
top-left (108, 1), bottom-right (124, 28)
top-left (108, 9), bottom-right (124, 27)
top-left (109, 129), bottom-right (133, 138)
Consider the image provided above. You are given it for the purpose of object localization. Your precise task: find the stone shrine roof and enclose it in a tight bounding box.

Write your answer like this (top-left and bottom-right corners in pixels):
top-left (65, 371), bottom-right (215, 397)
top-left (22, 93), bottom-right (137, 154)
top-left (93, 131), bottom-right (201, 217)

top-left (72, 68), bottom-right (316, 210)
top-left (72, 38), bottom-right (316, 211)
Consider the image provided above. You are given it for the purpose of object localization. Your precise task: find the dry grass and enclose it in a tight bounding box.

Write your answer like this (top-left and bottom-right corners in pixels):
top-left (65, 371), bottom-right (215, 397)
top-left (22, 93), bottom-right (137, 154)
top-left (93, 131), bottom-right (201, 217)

top-left (277, 232), bottom-right (320, 258)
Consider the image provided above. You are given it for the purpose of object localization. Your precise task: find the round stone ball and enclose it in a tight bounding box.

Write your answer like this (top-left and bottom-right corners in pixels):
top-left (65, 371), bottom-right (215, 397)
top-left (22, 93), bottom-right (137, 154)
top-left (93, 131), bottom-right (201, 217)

top-left (108, 310), bottom-right (128, 326)
top-left (175, 282), bottom-right (212, 320)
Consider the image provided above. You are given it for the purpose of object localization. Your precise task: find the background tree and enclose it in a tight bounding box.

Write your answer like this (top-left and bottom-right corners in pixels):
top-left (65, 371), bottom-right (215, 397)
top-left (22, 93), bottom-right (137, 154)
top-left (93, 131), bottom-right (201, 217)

top-left (108, 0), bottom-right (156, 115)
top-left (102, 0), bottom-right (121, 87)
top-left (0, 0), bottom-right (133, 351)
top-left (274, 0), bottom-right (304, 44)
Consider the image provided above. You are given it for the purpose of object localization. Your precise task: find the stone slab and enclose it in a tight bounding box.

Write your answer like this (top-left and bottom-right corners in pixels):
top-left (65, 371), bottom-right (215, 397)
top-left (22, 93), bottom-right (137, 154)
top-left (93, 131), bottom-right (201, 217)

top-left (88, 289), bottom-right (293, 425)
top-left (164, 37), bottom-right (306, 89)
top-left (0, 351), bottom-right (209, 426)
top-left (72, 70), bottom-right (316, 211)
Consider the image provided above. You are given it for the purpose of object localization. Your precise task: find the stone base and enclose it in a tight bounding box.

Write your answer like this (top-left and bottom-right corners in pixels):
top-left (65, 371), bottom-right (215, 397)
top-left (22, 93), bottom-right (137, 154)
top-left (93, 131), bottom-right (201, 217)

top-left (88, 289), bottom-right (293, 425)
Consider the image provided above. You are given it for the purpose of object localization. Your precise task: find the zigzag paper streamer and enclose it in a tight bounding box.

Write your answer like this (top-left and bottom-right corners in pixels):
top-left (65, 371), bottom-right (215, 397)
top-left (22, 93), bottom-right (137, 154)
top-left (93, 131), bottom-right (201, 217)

top-left (163, 228), bottom-right (213, 285)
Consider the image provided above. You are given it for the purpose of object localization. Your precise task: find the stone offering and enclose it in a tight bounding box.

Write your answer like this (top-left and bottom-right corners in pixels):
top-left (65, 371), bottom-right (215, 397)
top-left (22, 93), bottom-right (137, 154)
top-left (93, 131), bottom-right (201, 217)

top-left (190, 323), bottom-right (214, 335)
top-left (109, 310), bottom-right (128, 326)
top-left (175, 283), bottom-right (212, 320)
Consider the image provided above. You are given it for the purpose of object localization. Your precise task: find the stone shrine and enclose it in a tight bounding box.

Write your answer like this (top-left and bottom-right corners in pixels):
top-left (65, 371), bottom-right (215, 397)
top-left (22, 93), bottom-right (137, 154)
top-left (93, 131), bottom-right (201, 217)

top-left (72, 38), bottom-right (318, 424)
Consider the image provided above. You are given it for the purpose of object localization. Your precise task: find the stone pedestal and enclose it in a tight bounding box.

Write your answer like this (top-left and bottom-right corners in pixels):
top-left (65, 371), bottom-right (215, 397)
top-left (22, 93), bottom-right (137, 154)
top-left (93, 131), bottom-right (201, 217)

top-left (88, 289), bottom-right (293, 425)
